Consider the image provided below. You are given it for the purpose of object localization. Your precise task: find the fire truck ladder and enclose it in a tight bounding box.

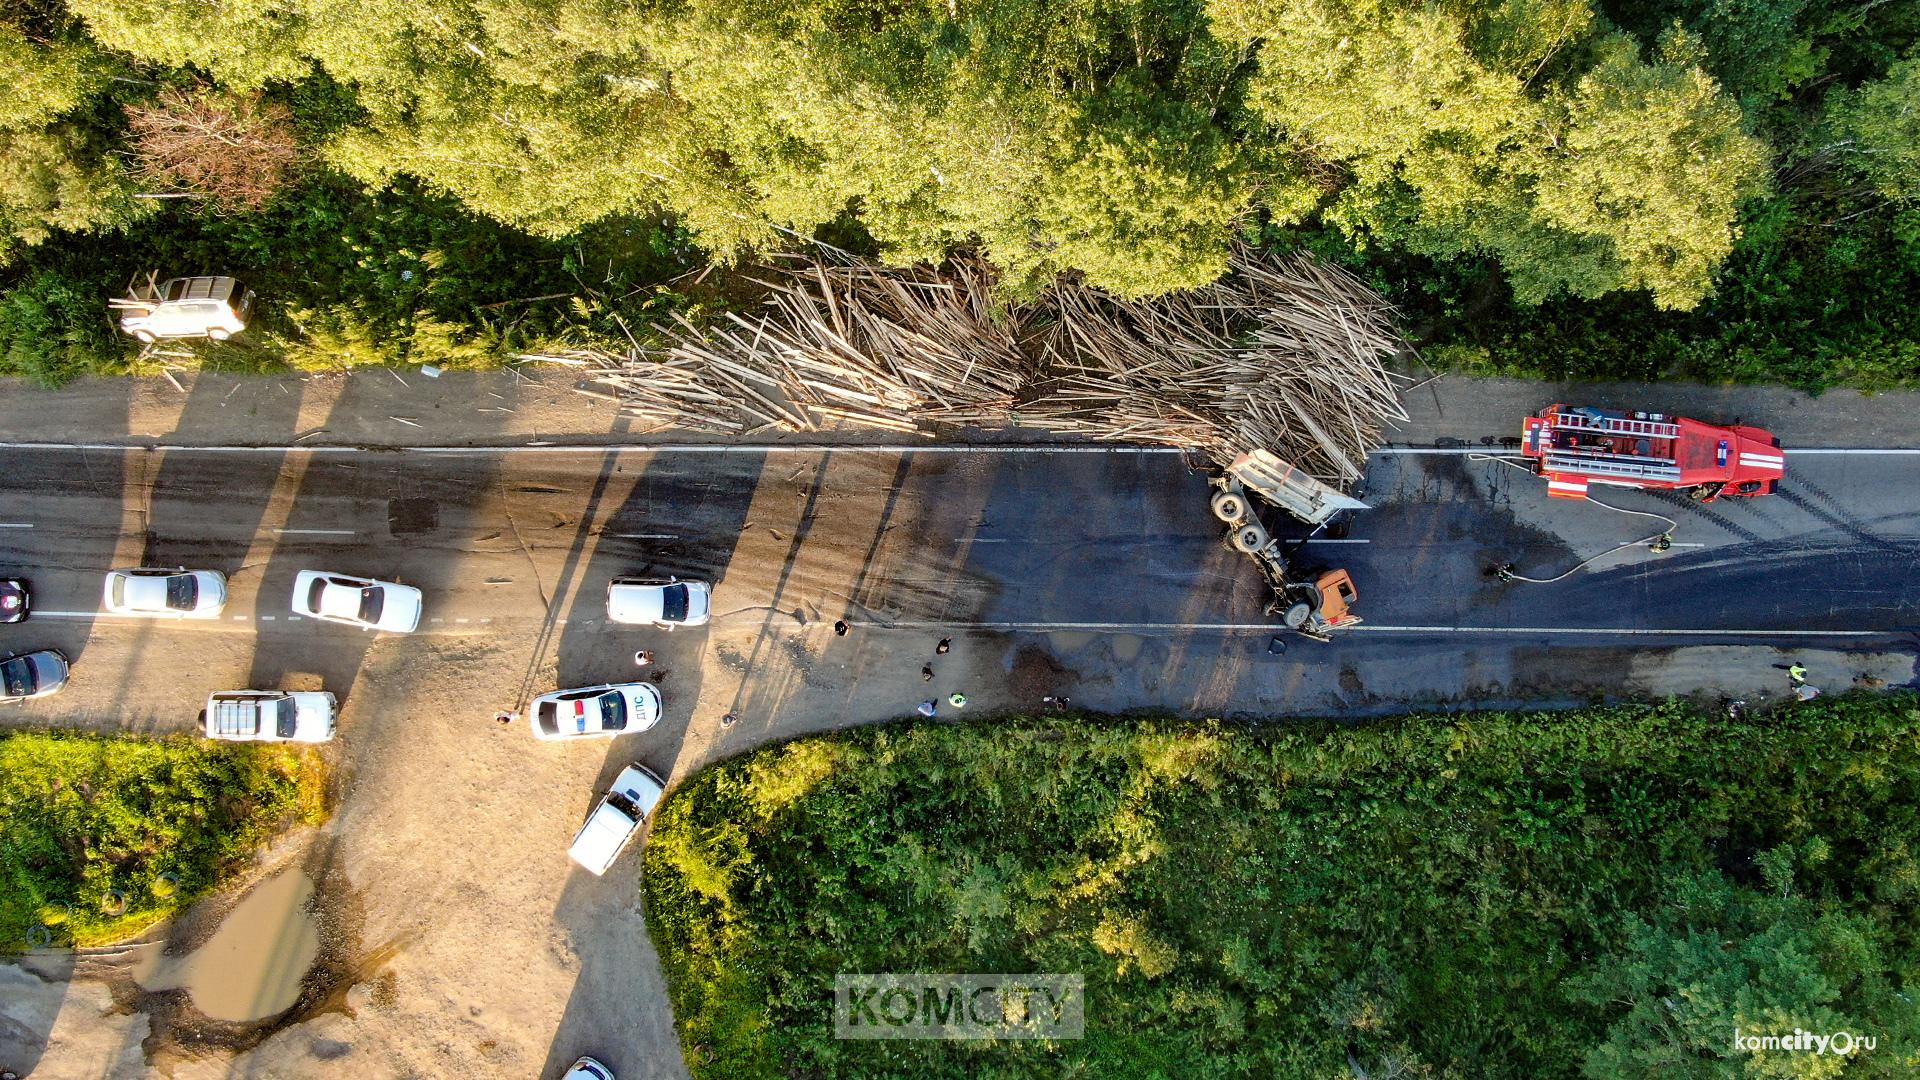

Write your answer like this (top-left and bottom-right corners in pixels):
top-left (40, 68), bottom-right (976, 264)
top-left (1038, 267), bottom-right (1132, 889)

top-left (1540, 409), bottom-right (1684, 483)
top-left (1542, 453), bottom-right (1682, 483)
top-left (1547, 410), bottom-right (1680, 440)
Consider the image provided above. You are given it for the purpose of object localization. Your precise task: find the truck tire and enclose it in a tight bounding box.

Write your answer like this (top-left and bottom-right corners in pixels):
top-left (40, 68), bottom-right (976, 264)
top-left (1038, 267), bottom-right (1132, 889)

top-left (1211, 491), bottom-right (1248, 524)
top-left (1231, 523), bottom-right (1268, 553)
top-left (133, 329), bottom-right (156, 344)
top-left (207, 327), bottom-right (231, 342)
top-left (1281, 601), bottom-right (1312, 629)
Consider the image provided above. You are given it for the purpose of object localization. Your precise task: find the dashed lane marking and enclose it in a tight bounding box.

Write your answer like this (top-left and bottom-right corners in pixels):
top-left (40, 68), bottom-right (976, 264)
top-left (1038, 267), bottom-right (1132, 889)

top-left (854, 619), bottom-right (1888, 639)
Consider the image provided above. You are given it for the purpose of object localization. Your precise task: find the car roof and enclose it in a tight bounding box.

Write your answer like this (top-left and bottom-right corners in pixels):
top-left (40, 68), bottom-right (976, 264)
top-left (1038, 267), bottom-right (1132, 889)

top-left (612, 763), bottom-right (666, 816)
top-left (607, 580), bottom-right (672, 623)
top-left (316, 580), bottom-right (364, 618)
top-left (161, 276), bottom-right (238, 302)
top-left (122, 575), bottom-right (171, 609)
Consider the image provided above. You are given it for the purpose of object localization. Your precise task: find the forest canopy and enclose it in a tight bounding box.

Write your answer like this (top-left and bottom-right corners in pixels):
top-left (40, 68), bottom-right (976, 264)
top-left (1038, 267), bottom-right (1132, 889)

top-left (0, 0), bottom-right (1916, 385)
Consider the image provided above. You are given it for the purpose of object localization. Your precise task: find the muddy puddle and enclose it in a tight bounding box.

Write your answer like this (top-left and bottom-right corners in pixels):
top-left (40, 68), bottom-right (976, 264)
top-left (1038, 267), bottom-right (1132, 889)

top-left (134, 870), bottom-right (320, 1023)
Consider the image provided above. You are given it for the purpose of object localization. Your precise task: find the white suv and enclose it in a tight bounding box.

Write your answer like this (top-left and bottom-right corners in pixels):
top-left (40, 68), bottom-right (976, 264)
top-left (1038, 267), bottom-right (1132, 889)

top-left (204, 690), bottom-right (337, 743)
top-left (118, 276), bottom-right (254, 343)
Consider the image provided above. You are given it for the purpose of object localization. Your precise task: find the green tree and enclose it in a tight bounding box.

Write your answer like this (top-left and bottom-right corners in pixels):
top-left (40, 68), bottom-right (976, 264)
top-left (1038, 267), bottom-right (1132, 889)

top-left (1209, 0), bottom-right (1769, 308)
top-left (1829, 55), bottom-right (1920, 202)
top-left (0, 14), bottom-right (147, 263)
top-left (1570, 869), bottom-right (1920, 1079)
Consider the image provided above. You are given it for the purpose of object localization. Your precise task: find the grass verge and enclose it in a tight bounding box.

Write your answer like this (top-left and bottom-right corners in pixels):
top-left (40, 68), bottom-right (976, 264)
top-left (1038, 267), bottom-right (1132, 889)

top-left (645, 696), bottom-right (1920, 1078)
top-left (0, 731), bottom-right (326, 949)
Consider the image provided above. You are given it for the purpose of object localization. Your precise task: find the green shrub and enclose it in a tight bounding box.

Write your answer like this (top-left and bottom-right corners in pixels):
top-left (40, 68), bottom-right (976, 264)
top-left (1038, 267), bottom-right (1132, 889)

top-left (0, 268), bottom-right (122, 384)
top-left (0, 732), bottom-right (326, 949)
top-left (645, 697), bottom-right (1920, 1079)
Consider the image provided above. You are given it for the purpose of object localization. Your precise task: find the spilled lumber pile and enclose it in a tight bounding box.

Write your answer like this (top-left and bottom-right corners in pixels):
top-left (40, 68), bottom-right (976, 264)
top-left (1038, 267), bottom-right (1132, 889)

top-left (525, 245), bottom-right (1407, 484)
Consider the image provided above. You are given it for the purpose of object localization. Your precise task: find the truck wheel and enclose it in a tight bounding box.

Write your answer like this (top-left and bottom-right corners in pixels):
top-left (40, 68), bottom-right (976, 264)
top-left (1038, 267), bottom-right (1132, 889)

top-left (1281, 601), bottom-right (1312, 629)
top-left (207, 327), bottom-right (231, 342)
top-left (132, 330), bottom-right (156, 344)
top-left (1231, 523), bottom-right (1268, 553)
top-left (1210, 492), bottom-right (1248, 524)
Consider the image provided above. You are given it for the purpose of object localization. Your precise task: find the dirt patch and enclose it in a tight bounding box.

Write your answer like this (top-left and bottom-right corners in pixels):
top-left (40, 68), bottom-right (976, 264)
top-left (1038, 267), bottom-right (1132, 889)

top-left (1008, 644), bottom-right (1077, 703)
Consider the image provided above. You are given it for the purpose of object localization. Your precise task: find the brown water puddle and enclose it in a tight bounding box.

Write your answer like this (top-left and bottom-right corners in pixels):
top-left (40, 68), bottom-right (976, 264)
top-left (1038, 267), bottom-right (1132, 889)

top-left (133, 870), bottom-right (320, 1023)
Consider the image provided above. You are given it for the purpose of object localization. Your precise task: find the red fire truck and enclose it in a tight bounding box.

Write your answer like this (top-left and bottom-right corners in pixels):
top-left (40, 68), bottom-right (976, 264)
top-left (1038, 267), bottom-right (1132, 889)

top-left (1521, 404), bottom-right (1784, 502)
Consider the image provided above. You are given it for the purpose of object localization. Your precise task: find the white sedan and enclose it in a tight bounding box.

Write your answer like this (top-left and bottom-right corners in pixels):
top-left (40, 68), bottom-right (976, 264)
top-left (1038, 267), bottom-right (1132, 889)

top-left (607, 576), bottom-right (712, 628)
top-left (291, 571), bottom-right (423, 632)
top-left (532, 683), bottom-right (663, 741)
top-left (104, 567), bottom-right (227, 618)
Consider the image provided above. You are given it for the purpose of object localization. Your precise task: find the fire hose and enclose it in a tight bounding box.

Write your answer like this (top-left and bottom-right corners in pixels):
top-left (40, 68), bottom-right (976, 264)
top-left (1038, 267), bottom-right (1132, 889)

top-left (1470, 454), bottom-right (1679, 584)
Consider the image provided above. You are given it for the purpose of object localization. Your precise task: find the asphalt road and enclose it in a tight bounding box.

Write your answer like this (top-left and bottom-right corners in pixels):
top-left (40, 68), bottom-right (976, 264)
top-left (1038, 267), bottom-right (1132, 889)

top-left (3, 443), bottom-right (1917, 1079)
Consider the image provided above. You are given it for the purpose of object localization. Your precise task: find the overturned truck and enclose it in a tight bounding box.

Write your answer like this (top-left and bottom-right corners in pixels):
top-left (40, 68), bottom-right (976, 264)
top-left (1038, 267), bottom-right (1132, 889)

top-left (1209, 449), bottom-right (1368, 641)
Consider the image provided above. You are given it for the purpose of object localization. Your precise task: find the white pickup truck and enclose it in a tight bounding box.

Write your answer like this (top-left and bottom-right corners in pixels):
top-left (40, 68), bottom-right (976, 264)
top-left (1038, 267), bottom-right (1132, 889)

top-left (568, 763), bottom-right (666, 876)
top-left (204, 690), bottom-right (337, 743)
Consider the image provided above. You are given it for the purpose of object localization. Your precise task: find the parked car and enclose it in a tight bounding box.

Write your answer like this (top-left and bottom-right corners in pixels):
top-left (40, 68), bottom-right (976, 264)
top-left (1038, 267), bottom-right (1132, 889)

top-left (291, 571), bottom-right (423, 632)
top-left (607, 576), bottom-right (712, 628)
top-left (104, 567), bottom-right (228, 618)
top-left (204, 690), bottom-right (337, 743)
top-left (0, 578), bottom-right (27, 623)
top-left (532, 683), bottom-right (663, 741)
top-left (0, 649), bottom-right (68, 703)
top-left (568, 763), bottom-right (666, 876)
top-left (118, 276), bottom-right (254, 343)
top-left (563, 1057), bottom-right (615, 1080)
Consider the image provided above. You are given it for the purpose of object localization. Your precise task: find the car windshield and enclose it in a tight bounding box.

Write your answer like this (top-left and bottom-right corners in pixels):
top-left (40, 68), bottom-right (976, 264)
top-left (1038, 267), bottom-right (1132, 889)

top-left (660, 584), bottom-right (689, 623)
top-left (306, 578), bottom-right (328, 612)
top-left (599, 691), bottom-right (628, 731)
top-left (357, 587), bottom-right (384, 624)
top-left (111, 576), bottom-right (127, 608)
top-left (166, 574), bottom-right (198, 610)
top-left (275, 698), bottom-right (297, 739)
top-left (1, 656), bottom-right (31, 698)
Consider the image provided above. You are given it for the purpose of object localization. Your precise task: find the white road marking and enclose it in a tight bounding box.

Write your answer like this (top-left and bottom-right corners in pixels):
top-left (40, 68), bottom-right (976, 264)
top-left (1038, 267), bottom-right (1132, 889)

top-left (613, 533), bottom-right (678, 539)
top-left (259, 615), bottom-right (275, 621)
top-left (856, 619), bottom-right (1886, 638)
top-left (1303, 538), bottom-right (1369, 544)
top-left (1376, 446), bottom-right (1920, 457)
top-left (274, 528), bottom-right (356, 536)
top-left (0, 523), bottom-right (33, 529)
top-left (0, 437), bottom-right (1916, 461)
top-left (456, 618), bottom-right (470, 624)
top-left (0, 441), bottom-right (1187, 455)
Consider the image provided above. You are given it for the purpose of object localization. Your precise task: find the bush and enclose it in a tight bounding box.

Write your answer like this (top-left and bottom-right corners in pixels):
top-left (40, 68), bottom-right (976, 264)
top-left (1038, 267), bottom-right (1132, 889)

top-left (0, 732), bottom-right (326, 949)
top-left (645, 697), bottom-right (1920, 1079)
top-left (0, 267), bottom-right (122, 384)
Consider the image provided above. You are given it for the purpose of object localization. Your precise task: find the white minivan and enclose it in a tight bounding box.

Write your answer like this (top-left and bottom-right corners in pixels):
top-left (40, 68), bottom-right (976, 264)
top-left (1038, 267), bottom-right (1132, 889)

top-left (568, 763), bottom-right (666, 876)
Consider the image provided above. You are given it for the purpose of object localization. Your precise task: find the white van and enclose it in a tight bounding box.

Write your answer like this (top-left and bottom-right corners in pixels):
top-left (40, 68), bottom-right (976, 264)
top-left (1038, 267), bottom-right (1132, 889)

top-left (119, 276), bottom-right (255, 343)
top-left (205, 690), bottom-right (337, 743)
top-left (568, 763), bottom-right (666, 875)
